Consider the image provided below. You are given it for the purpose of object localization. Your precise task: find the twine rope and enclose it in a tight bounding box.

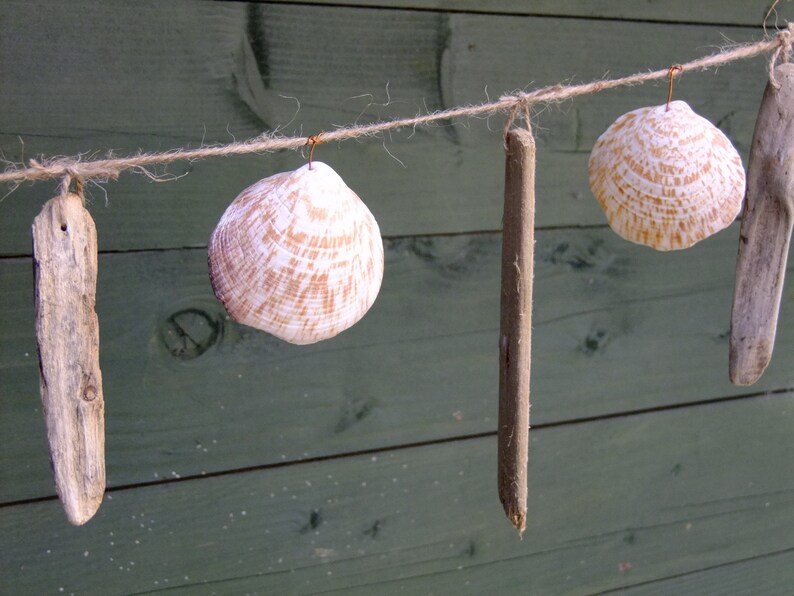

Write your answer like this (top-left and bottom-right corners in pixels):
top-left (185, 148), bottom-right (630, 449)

top-left (769, 23), bottom-right (794, 88)
top-left (1, 24), bottom-right (792, 189)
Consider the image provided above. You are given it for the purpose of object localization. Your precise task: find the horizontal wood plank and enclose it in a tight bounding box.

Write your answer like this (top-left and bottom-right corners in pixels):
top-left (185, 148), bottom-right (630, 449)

top-left (263, 0), bottom-right (794, 26)
top-left (2, 394), bottom-right (793, 594)
top-left (618, 548), bottom-right (794, 595)
top-left (3, 225), bottom-right (794, 502)
top-left (0, 1), bottom-right (776, 253)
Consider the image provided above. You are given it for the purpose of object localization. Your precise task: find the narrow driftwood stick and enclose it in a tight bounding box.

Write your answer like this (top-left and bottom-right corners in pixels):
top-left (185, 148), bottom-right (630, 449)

top-left (32, 191), bottom-right (105, 525)
top-left (498, 129), bottom-right (535, 535)
top-left (730, 63), bottom-right (794, 386)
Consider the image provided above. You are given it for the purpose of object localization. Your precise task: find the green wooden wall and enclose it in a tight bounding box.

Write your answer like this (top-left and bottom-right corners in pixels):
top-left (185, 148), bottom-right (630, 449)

top-left (2, 1), bottom-right (794, 593)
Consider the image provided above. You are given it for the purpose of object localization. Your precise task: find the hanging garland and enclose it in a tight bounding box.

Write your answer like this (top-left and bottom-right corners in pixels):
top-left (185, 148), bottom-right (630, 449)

top-left (9, 24), bottom-right (793, 529)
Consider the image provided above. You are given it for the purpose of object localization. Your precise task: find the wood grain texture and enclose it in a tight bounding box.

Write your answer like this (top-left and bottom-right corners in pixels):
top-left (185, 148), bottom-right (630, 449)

top-left (4, 225), bottom-right (793, 503)
top-left (1, 393), bottom-right (793, 594)
top-left (0, 1), bottom-right (772, 254)
top-left (498, 129), bottom-right (535, 534)
top-left (32, 192), bottom-right (105, 525)
top-left (730, 64), bottom-right (794, 386)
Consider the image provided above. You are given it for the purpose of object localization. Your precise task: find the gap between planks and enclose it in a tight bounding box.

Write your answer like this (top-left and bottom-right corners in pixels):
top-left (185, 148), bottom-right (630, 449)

top-left (0, 226), bottom-right (613, 261)
top-left (597, 544), bottom-right (794, 594)
top-left (2, 385), bottom-right (791, 509)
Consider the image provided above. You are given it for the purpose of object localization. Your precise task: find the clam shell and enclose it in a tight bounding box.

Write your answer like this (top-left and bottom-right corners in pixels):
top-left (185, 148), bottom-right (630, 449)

top-left (208, 161), bottom-right (384, 345)
top-left (588, 100), bottom-right (745, 250)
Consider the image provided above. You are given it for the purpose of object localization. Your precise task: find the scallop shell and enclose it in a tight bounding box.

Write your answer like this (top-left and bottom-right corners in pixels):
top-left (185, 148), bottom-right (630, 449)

top-left (208, 161), bottom-right (384, 345)
top-left (588, 100), bottom-right (745, 250)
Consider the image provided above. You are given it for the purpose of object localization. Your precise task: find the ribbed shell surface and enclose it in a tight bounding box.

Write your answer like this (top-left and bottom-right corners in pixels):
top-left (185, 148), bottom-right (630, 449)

top-left (208, 162), bottom-right (384, 345)
top-left (588, 100), bottom-right (745, 250)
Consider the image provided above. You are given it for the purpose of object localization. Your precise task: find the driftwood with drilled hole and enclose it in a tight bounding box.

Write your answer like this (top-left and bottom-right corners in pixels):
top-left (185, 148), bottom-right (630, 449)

top-left (498, 129), bottom-right (535, 535)
top-left (730, 64), bottom-right (794, 386)
top-left (32, 191), bottom-right (105, 525)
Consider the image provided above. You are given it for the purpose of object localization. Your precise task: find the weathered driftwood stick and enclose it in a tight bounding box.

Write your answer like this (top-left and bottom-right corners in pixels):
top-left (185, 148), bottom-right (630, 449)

top-left (32, 191), bottom-right (105, 525)
top-left (498, 129), bottom-right (536, 535)
top-left (730, 63), bottom-right (794, 386)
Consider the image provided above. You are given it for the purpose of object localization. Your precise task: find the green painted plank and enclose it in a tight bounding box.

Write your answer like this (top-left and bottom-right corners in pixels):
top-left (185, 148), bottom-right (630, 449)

top-left (4, 226), bottom-right (794, 503)
top-left (0, 1), bottom-right (777, 253)
top-left (263, 0), bottom-right (794, 27)
top-left (2, 394), bottom-right (794, 594)
top-left (615, 548), bottom-right (794, 596)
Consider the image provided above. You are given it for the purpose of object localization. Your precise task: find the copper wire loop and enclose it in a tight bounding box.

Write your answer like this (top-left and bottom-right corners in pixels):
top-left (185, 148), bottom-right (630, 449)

top-left (666, 64), bottom-right (684, 110)
top-left (305, 133), bottom-right (325, 169)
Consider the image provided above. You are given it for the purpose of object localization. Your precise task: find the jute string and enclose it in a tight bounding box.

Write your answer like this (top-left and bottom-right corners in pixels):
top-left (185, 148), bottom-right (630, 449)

top-left (1, 24), bottom-right (791, 189)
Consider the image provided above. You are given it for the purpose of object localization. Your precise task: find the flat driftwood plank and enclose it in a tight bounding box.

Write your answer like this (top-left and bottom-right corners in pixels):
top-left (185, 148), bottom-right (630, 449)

top-left (32, 191), bottom-right (105, 525)
top-left (730, 64), bottom-right (794, 386)
top-left (498, 128), bottom-right (535, 534)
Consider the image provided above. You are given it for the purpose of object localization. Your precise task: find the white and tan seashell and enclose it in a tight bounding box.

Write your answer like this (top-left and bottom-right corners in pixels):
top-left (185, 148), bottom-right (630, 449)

top-left (588, 100), bottom-right (745, 250)
top-left (208, 161), bottom-right (384, 345)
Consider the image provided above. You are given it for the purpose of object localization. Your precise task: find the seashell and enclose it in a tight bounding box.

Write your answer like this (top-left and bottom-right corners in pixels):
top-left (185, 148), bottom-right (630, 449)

top-left (208, 161), bottom-right (384, 345)
top-left (588, 100), bottom-right (745, 251)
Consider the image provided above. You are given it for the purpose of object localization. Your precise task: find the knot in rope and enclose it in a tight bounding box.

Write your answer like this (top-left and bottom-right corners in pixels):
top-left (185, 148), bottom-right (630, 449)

top-left (769, 23), bottom-right (794, 89)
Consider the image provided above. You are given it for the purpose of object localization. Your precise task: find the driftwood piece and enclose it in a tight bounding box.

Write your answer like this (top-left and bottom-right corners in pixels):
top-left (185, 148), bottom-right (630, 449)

top-left (730, 64), bottom-right (794, 386)
top-left (32, 191), bottom-right (105, 525)
top-left (498, 129), bottom-right (535, 535)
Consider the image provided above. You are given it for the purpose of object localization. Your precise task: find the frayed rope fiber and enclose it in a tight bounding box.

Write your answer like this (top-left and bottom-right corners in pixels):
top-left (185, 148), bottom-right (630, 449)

top-left (1, 24), bottom-right (791, 188)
